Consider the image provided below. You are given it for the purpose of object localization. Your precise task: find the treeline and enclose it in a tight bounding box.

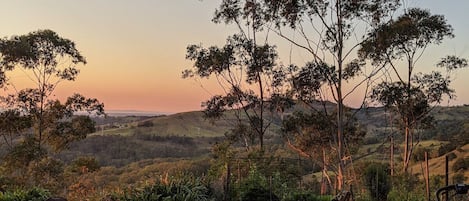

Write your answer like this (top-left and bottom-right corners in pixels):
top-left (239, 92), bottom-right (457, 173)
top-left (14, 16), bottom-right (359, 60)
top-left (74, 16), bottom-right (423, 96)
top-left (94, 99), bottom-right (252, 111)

top-left (57, 134), bottom-right (222, 167)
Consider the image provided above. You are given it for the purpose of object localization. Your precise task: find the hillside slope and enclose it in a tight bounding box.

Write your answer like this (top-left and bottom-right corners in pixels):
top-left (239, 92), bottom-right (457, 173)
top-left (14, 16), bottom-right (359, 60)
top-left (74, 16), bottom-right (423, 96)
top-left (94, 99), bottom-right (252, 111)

top-left (410, 144), bottom-right (469, 181)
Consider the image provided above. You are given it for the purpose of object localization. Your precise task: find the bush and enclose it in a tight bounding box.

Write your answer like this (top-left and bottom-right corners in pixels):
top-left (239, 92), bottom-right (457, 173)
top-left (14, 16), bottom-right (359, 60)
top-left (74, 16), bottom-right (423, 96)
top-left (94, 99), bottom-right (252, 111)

top-left (438, 143), bottom-right (457, 156)
top-left (283, 191), bottom-right (332, 201)
top-left (452, 157), bottom-right (469, 172)
top-left (452, 173), bottom-right (467, 184)
top-left (241, 187), bottom-right (279, 201)
top-left (412, 147), bottom-right (431, 162)
top-left (363, 163), bottom-right (391, 201)
top-left (447, 152), bottom-right (457, 161)
top-left (0, 188), bottom-right (50, 201)
top-left (116, 176), bottom-right (213, 201)
top-left (68, 156), bottom-right (100, 173)
top-left (387, 173), bottom-right (424, 201)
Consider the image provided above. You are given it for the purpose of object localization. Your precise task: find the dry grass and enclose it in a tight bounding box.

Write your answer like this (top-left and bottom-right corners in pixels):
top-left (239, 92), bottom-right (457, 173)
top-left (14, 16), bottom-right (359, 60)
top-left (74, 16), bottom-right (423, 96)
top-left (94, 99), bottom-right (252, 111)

top-left (409, 143), bottom-right (469, 182)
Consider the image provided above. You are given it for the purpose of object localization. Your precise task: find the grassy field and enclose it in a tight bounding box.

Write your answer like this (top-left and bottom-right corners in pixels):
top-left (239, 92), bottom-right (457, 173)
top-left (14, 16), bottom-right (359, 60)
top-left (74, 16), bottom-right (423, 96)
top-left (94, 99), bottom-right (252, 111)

top-left (410, 144), bottom-right (469, 180)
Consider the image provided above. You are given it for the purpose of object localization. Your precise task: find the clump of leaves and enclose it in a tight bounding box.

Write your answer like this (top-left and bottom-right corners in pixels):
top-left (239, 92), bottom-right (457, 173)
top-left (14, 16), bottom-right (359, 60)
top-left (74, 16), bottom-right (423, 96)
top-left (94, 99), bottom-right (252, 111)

top-left (0, 188), bottom-right (50, 201)
top-left (116, 176), bottom-right (213, 201)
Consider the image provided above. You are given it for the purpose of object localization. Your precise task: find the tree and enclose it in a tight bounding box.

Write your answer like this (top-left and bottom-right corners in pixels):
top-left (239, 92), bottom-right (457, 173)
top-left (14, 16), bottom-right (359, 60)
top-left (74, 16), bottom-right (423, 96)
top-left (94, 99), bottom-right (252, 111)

top-left (359, 8), bottom-right (468, 173)
top-left (0, 29), bottom-right (104, 188)
top-left (205, 0), bottom-right (401, 191)
top-left (184, 12), bottom-right (293, 150)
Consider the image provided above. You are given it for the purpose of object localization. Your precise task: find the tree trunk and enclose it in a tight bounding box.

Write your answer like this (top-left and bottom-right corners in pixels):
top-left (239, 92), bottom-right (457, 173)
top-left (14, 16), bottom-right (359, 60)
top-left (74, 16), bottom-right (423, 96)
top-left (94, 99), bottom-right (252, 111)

top-left (404, 124), bottom-right (410, 173)
top-left (336, 0), bottom-right (346, 191)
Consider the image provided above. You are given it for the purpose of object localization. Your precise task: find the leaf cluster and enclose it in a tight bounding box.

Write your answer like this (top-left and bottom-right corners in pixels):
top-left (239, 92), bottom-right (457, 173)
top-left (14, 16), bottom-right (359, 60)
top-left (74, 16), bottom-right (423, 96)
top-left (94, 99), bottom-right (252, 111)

top-left (359, 8), bottom-right (454, 65)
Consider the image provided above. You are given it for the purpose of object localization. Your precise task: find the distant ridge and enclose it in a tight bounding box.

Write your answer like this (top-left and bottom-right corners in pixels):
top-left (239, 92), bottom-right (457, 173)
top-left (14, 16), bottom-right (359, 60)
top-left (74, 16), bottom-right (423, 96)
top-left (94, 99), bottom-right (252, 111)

top-left (105, 110), bottom-right (168, 117)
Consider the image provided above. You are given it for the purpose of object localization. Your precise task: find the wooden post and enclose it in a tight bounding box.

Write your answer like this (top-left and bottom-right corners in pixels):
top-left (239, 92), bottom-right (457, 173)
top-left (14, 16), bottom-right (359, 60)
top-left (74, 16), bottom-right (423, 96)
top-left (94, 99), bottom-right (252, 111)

top-left (445, 155), bottom-right (449, 201)
top-left (425, 152), bottom-right (430, 201)
top-left (225, 162), bottom-right (231, 201)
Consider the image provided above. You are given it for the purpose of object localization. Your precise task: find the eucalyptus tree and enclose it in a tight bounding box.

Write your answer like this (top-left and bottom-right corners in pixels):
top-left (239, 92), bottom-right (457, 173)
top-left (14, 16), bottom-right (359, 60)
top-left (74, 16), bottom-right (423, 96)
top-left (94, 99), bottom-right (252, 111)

top-left (184, 6), bottom-right (293, 151)
top-left (216, 0), bottom-right (402, 191)
top-left (359, 8), bottom-right (468, 173)
top-left (0, 29), bottom-right (104, 186)
top-left (190, 0), bottom-right (402, 191)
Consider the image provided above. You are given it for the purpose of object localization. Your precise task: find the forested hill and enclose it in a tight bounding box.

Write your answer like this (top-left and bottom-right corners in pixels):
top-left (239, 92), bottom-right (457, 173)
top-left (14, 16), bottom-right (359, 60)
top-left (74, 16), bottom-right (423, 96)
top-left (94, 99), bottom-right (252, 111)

top-left (91, 104), bottom-right (469, 139)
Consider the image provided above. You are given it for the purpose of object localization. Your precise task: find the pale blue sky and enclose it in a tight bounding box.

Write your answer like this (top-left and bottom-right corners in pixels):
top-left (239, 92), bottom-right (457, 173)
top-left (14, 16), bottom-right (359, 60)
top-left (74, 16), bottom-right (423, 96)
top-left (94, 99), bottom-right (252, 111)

top-left (0, 1), bottom-right (468, 113)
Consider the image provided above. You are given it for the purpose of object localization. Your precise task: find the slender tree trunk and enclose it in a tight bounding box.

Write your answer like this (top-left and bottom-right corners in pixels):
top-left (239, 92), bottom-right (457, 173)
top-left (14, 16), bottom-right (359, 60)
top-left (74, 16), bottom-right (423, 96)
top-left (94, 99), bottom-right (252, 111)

top-left (390, 131), bottom-right (394, 176)
top-left (257, 72), bottom-right (264, 150)
top-left (404, 123), bottom-right (410, 173)
top-left (336, 0), bottom-right (346, 190)
top-left (403, 58), bottom-right (413, 173)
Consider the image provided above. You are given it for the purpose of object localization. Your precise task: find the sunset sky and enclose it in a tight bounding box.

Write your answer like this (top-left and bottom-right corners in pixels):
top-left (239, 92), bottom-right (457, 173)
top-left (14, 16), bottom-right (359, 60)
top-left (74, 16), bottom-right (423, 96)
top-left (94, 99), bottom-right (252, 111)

top-left (0, 0), bottom-right (468, 114)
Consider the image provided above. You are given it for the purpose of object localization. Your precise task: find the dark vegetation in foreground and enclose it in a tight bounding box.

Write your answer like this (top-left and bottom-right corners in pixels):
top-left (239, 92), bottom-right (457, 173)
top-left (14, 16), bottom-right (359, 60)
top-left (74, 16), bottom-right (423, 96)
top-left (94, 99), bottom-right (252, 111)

top-left (0, 105), bottom-right (468, 201)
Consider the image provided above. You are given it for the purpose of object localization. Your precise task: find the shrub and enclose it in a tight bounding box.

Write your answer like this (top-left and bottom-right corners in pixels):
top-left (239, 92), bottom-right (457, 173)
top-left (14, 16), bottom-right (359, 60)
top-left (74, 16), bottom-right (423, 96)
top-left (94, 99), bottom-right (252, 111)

top-left (452, 157), bottom-right (469, 172)
top-left (438, 143), bottom-right (457, 156)
top-left (241, 187), bottom-right (279, 201)
top-left (0, 188), bottom-right (50, 201)
top-left (452, 173), bottom-right (467, 184)
top-left (412, 147), bottom-right (431, 162)
top-left (447, 152), bottom-right (457, 161)
top-left (363, 163), bottom-right (391, 201)
top-left (387, 173), bottom-right (425, 201)
top-left (116, 176), bottom-right (213, 201)
top-left (283, 191), bottom-right (332, 201)
top-left (68, 156), bottom-right (100, 173)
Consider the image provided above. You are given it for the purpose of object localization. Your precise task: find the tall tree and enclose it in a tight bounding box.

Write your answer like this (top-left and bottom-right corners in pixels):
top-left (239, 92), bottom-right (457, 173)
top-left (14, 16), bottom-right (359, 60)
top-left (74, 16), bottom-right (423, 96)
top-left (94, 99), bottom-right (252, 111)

top-left (359, 8), bottom-right (468, 173)
top-left (208, 0), bottom-right (400, 191)
top-left (0, 29), bottom-right (104, 187)
top-left (184, 7), bottom-right (293, 150)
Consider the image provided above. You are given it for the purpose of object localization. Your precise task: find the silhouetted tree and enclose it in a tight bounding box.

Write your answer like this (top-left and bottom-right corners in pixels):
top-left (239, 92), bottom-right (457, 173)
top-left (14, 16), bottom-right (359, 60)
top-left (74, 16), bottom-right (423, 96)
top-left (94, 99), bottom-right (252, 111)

top-left (184, 7), bottom-right (294, 150)
top-left (0, 29), bottom-right (104, 187)
top-left (359, 8), bottom-right (468, 173)
top-left (207, 0), bottom-right (402, 191)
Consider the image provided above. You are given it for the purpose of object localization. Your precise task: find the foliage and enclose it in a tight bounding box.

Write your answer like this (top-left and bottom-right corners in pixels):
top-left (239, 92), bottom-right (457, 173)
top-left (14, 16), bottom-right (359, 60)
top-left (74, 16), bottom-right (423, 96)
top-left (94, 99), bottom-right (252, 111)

top-left (59, 134), bottom-right (211, 167)
top-left (452, 157), bottom-right (469, 172)
top-left (412, 147), bottom-right (432, 162)
top-left (438, 143), bottom-right (457, 157)
top-left (0, 188), bottom-right (50, 201)
top-left (210, 0), bottom-right (400, 191)
top-left (387, 173), bottom-right (425, 201)
top-left (116, 176), bottom-right (213, 201)
top-left (282, 110), bottom-right (365, 175)
top-left (68, 156), bottom-right (101, 174)
top-left (452, 173), bottom-right (467, 184)
top-left (283, 192), bottom-right (332, 201)
top-left (185, 33), bottom-right (291, 150)
top-left (363, 163), bottom-right (391, 201)
top-left (0, 30), bottom-right (104, 190)
top-left (361, 7), bottom-right (468, 173)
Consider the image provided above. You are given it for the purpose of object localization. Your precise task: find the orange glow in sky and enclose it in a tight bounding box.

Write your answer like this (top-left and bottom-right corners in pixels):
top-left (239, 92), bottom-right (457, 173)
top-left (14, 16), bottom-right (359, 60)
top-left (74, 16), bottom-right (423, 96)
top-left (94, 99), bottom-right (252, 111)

top-left (0, 1), bottom-right (468, 113)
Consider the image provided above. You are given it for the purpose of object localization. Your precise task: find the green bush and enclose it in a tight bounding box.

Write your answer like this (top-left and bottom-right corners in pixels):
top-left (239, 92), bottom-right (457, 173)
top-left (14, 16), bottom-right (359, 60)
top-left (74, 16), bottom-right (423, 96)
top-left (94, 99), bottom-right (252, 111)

top-left (241, 187), bottom-right (279, 201)
top-left (117, 176), bottom-right (213, 201)
top-left (412, 147), bottom-right (431, 162)
top-left (363, 163), bottom-right (391, 201)
top-left (438, 143), bottom-right (457, 156)
top-left (387, 174), bottom-right (425, 201)
top-left (0, 188), bottom-right (50, 201)
top-left (283, 191), bottom-right (332, 201)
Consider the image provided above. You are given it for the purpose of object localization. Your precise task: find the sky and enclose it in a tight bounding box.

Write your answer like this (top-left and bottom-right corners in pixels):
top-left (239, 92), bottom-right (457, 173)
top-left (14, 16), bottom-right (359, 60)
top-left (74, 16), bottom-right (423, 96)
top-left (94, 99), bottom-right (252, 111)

top-left (0, 0), bottom-right (468, 114)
